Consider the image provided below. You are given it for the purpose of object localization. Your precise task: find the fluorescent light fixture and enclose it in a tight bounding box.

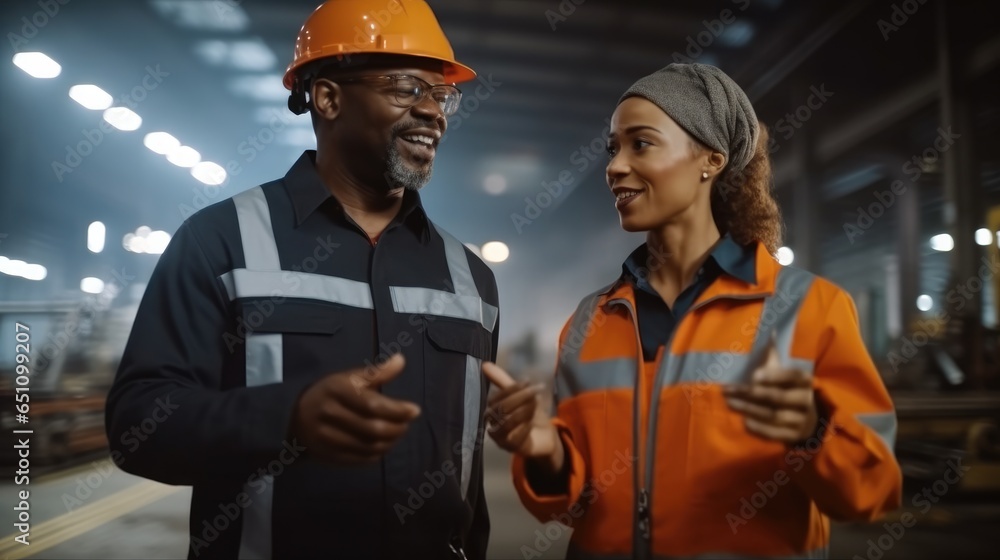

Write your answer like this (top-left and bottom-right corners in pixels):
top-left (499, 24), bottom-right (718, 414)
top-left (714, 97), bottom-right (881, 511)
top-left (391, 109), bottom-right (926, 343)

top-left (192, 161), bottom-right (227, 186)
top-left (69, 84), bottom-right (113, 110)
top-left (481, 241), bottom-right (510, 263)
top-left (103, 106), bottom-right (142, 131)
top-left (145, 231), bottom-right (171, 255)
top-left (12, 52), bottom-right (61, 78)
top-left (151, 0), bottom-right (250, 31)
top-left (21, 264), bottom-right (47, 281)
top-left (916, 294), bottom-right (933, 312)
top-left (144, 131), bottom-right (180, 155)
top-left (929, 233), bottom-right (954, 252)
top-left (167, 145), bottom-right (201, 167)
top-left (195, 38), bottom-right (277, 71)
top-left (88, 221), bottom-right (106, 253)
top-left (975, 228), bottom-right (992, 246)
top-left (81, 277), bottom-right (105, 294)
top-left (0, 256), bottom-right (46, 281)
top-left (483, 174), bottom-right (507, 195)
top-left (776, 246), bottom-right (794, 266)
top-left (136, 226), bottom-right (152, 238)
top-left (127, 235), bottom-right (147, 253)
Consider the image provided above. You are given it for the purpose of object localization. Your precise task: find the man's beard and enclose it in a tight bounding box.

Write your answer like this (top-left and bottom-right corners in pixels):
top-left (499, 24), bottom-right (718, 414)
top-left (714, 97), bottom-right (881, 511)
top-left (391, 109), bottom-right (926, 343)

top-left (384, 123), bottom-right (434, 191)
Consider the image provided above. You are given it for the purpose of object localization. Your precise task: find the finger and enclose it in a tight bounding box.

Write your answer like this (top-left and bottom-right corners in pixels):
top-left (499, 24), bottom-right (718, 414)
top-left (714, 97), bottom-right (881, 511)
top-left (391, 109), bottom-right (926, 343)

top-left (319, 400), bottom-right (412, 443)
top-left (488, 383), bottom-right (541, 415)
top-left (734, 384), bottom-right (812, 410)
top-left (486, 380), bottom-right (532, 409)
top-left (752, 365), bottom-right (812, 387)
top-left (501, 421), bottom-right (532, 452)
top-left (744, 417), bottom-right (803, 444)
top-left (727, 398), bottom-right (809, 429)
top-left (493, 399), bottom-right (537, 434)
top-left (313, 423), bottom-right (395, 462)
top-left (483, 361), bottom-right (517, 389)
top-left (349, 353), bottom-right (407, 392)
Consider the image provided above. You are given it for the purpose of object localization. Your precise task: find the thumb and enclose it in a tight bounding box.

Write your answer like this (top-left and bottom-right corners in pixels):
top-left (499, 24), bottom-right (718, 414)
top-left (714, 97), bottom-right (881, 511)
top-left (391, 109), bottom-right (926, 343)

top-left (482, 361), bottom-right (516, 389)
top-left (354, 353), bottom-right (407, 391)
top-left (764, 332), bottom-right (781, 367)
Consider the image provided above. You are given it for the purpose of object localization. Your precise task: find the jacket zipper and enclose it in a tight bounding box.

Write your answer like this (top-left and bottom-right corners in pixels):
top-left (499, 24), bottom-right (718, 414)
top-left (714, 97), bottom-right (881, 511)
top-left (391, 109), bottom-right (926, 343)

top-left (609, 292), bottom-right (768, 559)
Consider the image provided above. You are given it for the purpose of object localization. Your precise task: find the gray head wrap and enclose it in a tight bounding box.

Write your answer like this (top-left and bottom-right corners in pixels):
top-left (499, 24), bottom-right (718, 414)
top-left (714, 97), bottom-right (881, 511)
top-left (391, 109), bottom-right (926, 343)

top-left (618, 63), bottom-right (759, 174)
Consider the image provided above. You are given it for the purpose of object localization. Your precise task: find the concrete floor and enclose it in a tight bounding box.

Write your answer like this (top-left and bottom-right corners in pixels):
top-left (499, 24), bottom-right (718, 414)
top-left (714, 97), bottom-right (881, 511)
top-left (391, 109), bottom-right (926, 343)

top-left (0, 443), bottom-right (996, 560)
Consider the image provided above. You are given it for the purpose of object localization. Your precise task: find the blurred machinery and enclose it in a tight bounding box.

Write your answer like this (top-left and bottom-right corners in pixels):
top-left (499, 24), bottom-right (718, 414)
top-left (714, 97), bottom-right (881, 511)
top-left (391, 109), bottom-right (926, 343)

top-left (0, 299), bottom-right (133, 468)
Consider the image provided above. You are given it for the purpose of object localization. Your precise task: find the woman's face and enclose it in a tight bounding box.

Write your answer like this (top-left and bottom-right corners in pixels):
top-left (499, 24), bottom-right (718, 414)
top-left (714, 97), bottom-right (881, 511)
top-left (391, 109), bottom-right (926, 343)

top-left (606, 97), bottom-right (716, 233)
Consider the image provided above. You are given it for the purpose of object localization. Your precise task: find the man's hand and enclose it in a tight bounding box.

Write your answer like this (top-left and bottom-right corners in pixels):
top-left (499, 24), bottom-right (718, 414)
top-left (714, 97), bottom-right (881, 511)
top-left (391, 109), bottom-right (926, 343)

top-left (291, 354), bottom-right (421, 465)
top-left (723, 338), bottom-right (818, 444)
top-left (482, 362), bottom-right (564, 475)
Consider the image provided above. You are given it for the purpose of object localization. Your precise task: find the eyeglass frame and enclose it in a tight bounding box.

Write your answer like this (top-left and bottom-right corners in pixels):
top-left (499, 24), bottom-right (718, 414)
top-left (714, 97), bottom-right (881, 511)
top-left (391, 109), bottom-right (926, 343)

top-left (332, 74), bottom-right (463, 116)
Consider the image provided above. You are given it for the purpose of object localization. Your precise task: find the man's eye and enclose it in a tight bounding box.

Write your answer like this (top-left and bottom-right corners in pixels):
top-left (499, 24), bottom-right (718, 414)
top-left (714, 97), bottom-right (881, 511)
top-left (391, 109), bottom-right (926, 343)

top-left (397, 85), bottom-right (421, 99)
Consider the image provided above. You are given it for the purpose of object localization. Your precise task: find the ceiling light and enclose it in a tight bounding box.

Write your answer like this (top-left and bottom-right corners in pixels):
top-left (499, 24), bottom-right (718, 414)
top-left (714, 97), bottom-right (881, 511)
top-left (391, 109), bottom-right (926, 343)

top-left (103, 107), bottom-right (142, 131)
top-left (69, 85), bottom-right (113, 110)
top-left (12, 52), bottom-right (61, 78)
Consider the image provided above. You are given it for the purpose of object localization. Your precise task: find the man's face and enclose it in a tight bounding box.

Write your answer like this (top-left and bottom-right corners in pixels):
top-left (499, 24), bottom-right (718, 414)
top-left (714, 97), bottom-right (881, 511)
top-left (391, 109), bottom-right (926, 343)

top-left (323, 58), bottom-right (449, 192)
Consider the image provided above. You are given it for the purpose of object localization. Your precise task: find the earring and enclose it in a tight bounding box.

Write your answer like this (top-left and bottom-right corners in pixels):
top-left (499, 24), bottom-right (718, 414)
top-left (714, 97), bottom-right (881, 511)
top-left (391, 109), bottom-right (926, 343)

top-left (701, 171), bottom-right (709, 180)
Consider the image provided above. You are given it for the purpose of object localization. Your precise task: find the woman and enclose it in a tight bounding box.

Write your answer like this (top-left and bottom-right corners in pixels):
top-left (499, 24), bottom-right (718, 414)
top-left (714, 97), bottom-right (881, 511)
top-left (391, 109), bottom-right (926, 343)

top-left (483, 63), bottom-right (902, 559)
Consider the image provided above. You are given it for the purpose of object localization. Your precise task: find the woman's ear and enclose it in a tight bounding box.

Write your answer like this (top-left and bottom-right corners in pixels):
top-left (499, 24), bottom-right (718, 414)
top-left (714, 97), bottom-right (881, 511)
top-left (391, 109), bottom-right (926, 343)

top-left (310, 78), bottom-right (342, 122)
top-left (705, 150), bottom-right (727, 180)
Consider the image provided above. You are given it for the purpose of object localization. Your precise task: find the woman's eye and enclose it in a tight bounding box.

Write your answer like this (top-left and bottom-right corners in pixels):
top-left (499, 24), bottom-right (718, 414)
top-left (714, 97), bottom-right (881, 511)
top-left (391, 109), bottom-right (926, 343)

top-left (606, 144), bottom-right (617, 157)
top-left (633, 139), bottom-right (650, 150)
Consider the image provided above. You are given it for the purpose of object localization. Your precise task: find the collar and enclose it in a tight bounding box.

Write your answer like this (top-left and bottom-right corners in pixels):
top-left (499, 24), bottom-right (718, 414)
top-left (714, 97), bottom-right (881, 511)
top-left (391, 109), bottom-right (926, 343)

top-left (608, 237), bottom-right (777, 309)
top-left (282, 150), bottom-right (430, 240)
top-left (621, 233), bottom-right (757, 289)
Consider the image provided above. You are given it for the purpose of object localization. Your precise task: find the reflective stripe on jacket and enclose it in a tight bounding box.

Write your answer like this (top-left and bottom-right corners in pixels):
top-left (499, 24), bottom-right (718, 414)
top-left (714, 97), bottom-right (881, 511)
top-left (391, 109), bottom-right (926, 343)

top-left (511, 241), bottom-right (902, 559)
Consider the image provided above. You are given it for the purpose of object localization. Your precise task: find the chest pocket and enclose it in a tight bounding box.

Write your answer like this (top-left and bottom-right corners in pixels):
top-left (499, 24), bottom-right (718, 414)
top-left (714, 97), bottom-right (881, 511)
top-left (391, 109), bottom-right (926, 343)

top-left (240, 299), bottom-right (342, 335)
top-left (424, 318), bottom-right (492, 360)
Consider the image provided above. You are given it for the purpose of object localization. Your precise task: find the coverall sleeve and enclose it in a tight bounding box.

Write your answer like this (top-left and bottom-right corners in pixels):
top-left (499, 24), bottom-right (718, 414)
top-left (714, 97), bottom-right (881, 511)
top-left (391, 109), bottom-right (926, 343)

top-left (510, 318), bottom-right (590, 525)
top-left (792, 288), bottom-right (903, 521)
top-left (104, 220), bottom-right (317, 485)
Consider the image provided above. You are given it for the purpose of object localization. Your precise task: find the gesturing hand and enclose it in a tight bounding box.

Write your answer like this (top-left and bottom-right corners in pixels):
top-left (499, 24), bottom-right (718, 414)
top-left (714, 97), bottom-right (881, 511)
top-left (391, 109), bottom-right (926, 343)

top-left (291, 354), bottom-right (421, 465)
top-left (482, 362), bottom-right (564, 473)
top-left (723, 339), bottom-right (818, 444)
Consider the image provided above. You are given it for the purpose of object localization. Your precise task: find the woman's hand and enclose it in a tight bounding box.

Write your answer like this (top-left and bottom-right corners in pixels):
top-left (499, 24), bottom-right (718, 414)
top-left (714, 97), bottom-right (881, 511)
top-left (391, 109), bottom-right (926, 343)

top-left (723, 340), bottom-right (819, 444)
top-left (482, 362), bottom-right (565, 474)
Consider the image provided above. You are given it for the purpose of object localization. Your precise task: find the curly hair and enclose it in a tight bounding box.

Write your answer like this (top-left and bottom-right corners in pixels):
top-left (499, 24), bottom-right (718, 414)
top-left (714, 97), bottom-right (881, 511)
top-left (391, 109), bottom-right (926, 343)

top-left (705, 123), bottom-right (784, 255)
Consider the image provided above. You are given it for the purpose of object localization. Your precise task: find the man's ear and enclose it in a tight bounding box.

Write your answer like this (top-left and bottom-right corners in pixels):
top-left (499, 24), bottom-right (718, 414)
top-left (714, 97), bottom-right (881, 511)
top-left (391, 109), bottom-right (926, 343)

top-left (310, 78), bottom-right (342, 122)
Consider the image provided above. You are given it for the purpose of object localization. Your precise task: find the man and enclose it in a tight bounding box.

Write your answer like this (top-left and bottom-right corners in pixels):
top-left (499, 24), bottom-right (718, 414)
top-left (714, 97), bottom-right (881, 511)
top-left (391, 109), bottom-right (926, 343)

top-left (104, 1), bottom-right (497, 558)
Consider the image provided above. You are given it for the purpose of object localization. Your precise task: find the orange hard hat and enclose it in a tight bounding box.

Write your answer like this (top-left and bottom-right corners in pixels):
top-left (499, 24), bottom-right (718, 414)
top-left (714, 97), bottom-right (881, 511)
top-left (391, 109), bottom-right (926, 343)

top-left (282, 0), bottom-right (476, 89)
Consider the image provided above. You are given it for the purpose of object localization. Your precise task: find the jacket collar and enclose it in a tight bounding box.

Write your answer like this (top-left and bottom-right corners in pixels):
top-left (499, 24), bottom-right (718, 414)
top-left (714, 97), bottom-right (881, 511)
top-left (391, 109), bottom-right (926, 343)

top-left (600, 240), bottom-right (779, 311)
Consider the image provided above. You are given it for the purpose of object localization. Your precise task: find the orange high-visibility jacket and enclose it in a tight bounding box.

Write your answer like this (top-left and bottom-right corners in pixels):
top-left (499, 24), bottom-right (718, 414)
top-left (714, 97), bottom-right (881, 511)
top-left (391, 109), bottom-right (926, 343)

top-left (512, 242), bottom-right (902, 559)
